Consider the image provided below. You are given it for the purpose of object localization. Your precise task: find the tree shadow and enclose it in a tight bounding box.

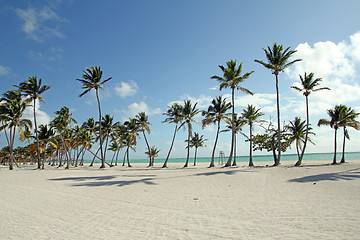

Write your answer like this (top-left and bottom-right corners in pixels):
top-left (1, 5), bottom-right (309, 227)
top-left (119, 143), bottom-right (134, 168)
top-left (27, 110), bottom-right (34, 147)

top-left (288, 167), bottom-right (360, 183)
top-left (195, 168), bottom-right (253, 176)
top-left (49, 175), bottom-right (157, 187)
top-left (71, 177), bottom-right (157, 187)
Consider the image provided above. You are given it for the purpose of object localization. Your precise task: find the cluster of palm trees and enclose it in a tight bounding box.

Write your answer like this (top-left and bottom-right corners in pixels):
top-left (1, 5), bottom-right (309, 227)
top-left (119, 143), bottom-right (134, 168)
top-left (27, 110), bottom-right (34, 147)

top-left (1, 43), bottom-right (359, 170)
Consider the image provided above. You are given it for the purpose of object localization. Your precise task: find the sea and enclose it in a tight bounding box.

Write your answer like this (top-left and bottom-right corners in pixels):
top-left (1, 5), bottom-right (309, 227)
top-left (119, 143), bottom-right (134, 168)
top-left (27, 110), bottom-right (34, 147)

top-left (85, 152), bottom-right (360, 164)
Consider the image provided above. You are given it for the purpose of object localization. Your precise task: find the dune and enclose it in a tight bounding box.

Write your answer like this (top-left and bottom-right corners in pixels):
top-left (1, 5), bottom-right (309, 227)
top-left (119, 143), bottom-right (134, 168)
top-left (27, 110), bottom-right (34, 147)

top-left (1, 160), bottom-right (360, 239)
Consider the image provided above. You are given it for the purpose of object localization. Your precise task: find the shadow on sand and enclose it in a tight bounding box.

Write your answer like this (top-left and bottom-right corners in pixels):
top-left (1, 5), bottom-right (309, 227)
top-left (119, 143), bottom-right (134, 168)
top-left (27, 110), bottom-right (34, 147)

top-left (288, 167), bottom-right (360, 183)
top-left (49, 175), bottom-right (157, 187)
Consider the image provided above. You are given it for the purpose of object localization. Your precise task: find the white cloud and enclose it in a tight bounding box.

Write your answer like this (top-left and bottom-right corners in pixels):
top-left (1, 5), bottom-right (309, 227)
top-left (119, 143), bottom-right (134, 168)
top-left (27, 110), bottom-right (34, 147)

top-left (287, 31), bottom-right (360, 116)
top-left (15, 6), bottom-right (65, 42)
top-left (0, 65), bottom-right (11, 75)
top-left (22, 101), bottom-right (51, 128)
top-left (114, 80), bottom-right (138, 98)
top-left (116, 101), bottom-right (161, 121)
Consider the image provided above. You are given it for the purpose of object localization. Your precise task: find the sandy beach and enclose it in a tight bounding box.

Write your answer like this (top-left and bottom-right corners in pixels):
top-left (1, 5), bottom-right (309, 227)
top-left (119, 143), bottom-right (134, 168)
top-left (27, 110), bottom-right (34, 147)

top-left (1, 160), bottom-right (360, 239)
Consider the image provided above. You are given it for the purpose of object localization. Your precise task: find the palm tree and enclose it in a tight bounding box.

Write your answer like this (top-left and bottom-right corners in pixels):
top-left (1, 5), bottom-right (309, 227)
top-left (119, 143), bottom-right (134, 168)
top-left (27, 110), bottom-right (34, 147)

top-left (291, 72), bottom-right (330, 166)
top-left (123, 118), bottom-right (140, 167)
top-left (135, 112), bottom-right (152, 166)
top-left (255, 43), bottom-right (301, 165)
top-left (76, 66), bottom-right (112, 168)
top-left (211, 60), bottom-right (254, 167)
top-left (202, 96), bottom-right (231, 167)
top-left (145, 146), bottom-right (160, 166)
top-left (162, 103), bottom-right (183, 168)
top-left (179, 100), bottom-right (200, 168)
top-left (16, 76), bottom-right (51, 169)
top-left (318, 105), bottom-right (346, 165)
top-left (36, 124), bottom-right (55, 169)
top-left (287, 117), bottom-right (315, 163)
top-left (337, 106), bottom-right (360, 163)
top-left (0, 89), bottom-right (32, 170)
top-left (185, 132), bottom-right (207, 166)
top-left (50, 106), bottom-right (77, 168)
top-left (241, 104), bottom-right (264, 167)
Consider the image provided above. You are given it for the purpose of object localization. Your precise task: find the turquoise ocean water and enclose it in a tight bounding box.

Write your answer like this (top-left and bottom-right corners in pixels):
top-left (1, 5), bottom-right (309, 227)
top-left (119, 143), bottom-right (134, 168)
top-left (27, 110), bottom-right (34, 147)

top-left (85, 152), bottom-right (360, 164)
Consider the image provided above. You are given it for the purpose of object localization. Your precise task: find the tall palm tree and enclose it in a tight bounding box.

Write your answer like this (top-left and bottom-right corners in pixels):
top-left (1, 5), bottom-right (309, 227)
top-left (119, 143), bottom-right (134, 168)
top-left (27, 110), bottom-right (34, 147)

top-left (0, 89), bottom-right (32, 170)
top-left (76, 66), bottom-right (112, 168)
top-left (255, 43), bottom-right (301, 165)
top-left (211, 60), bottom-right (254, 167)
top-left (287, 117), bottom-right (315, 163)
top-left (241, 104), bottom-right (264, 167)
top-left (337, 106), bottom-right (360, 163)
top-left (162, 103), bottom-right (183, 168)
top-left (291, 72), bottom-right (330, 166)
top-left (202, 96), bottom-right (231, 167)
top-left (185, 132), bottom-right (207, 166)
top-left (16, 76), bottom-right (51, 169)
top-left (318, 105), bottom-right (346, 165)
top-left (135, 112), bottom-right (152, 166)
top-left (179, 100), bottom-right (200, 168)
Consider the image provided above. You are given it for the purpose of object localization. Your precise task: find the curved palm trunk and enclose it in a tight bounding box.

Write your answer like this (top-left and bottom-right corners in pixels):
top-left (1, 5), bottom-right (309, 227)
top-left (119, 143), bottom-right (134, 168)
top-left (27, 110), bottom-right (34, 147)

top-left (33, 98), bottom-right (41, 169)
top-left (333, 128), bottom-right (338, 165)
top-left (89, 147), bottom-right (100, 167)
top-left (296, 95), bottom-right (309, 166)
top-left (209, 121), bottom-right (221, 168)
top-left (96, 89), bottom-right (105, 168)
top-left (249, 123), bottom-right (254, 167)
top-left (193, 147), bottom-right (198, 166)
top-left (142, 130), bottom-right (152, 167)
top-left (225, 88), bottom-right (235, 167)
top-left (295, 140), bottom-right (301, 162)
top-left (163, 124), bottom-right (178, 168)
top-left (183, 123), bottom-right (191, 168)
top-left (275, 74), bottom-right (281, 166)
top-left (126, 145), bottom-right (132, 167)
top-left (340, 127), bottom-right (346, 163)
top-left (115, 148), bottom-right (121, 166)
top-left (122, 149), bottom-right (127, 166)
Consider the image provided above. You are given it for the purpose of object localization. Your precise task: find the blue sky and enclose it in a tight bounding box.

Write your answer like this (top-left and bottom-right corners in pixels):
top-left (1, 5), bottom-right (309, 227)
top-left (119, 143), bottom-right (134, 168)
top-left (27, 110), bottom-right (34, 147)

top-left (1, 0), bottom-right (360, 160)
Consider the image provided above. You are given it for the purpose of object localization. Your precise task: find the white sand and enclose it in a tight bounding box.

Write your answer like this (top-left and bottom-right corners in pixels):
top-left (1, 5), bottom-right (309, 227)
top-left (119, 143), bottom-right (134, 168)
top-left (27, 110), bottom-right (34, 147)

top-left (1, 160), bottom-right (360, 239)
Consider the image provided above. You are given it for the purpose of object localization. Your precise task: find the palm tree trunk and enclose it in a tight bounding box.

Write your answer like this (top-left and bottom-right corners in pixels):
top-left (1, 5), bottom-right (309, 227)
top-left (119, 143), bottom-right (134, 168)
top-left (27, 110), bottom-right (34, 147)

top-left (183, 123), bottom-right (191, 168)
top-left (96, 89), bottom-right (105, 168)
top-left (9, 127), bottom-right (15, 170)
top-left (142, 130), bottom-right (152, 167)
top-left (122, 149), bottom-right (127, 166)
top-left (110, 151), bottom-right (116, 166)
top-left (296, 95), bottom-right (309, 166)
top-left (333, 128), bottom-right (338, 165)
top-left (209, 121), bottom-right (220, 168)
top-left (340, 127), bottom-right (346, 163)
top-left (275, 74), bottom-right (281, 166)
top-left (249, 124), bottom-right (254, 167)
top-left (33, 98), bottom-right (42, 169)
top-left (115, 148), bottom-right (121, 166)
top-left (225, 88), bottom-right (235, 167)
top-left (193, 147), bottom-right (198, 166)
top-left (89, 147), bottom-right (100, 167)
top-left (163, 124), bottom-right (178, 168)
top-left (295, 140), bottom-right (301, 162)
top-left (126, 145), bottom-right (132, 167)
top-left (232, 132), bottom-right (237, 166)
